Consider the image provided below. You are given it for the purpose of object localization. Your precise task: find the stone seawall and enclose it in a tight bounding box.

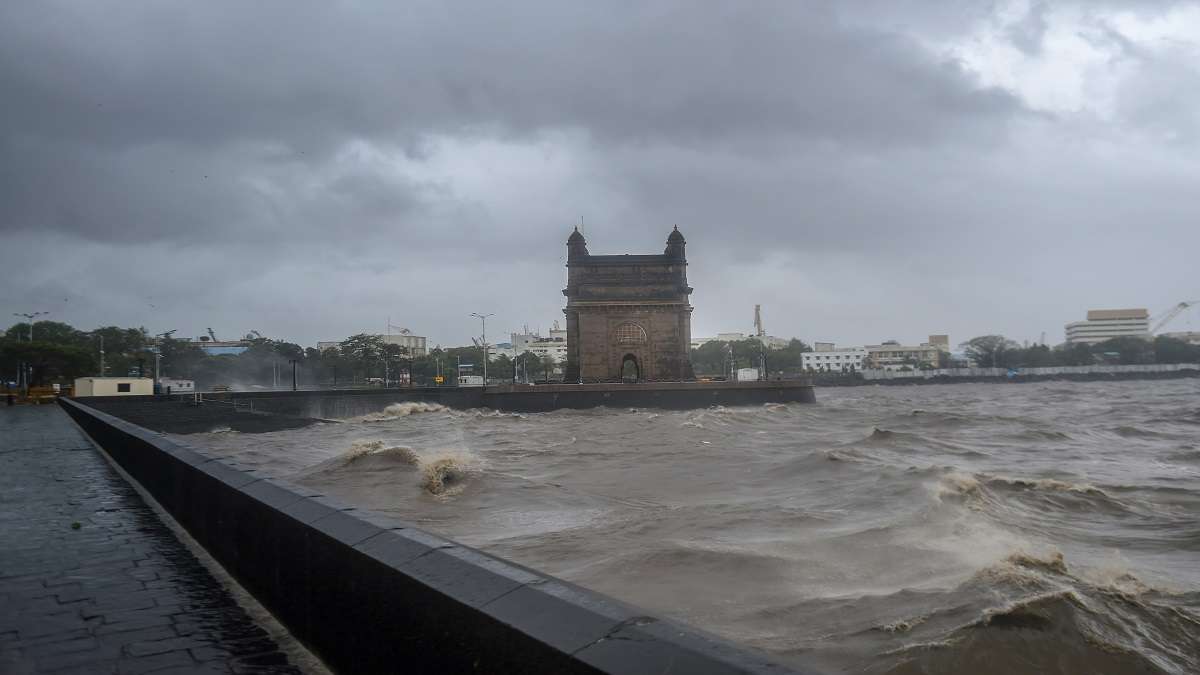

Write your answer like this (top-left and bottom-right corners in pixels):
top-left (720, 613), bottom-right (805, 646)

top-left (59, 397), bottom-right (816, 675)
top-left (81, 381), bottom-right (816, 425)
top-left (211, 381), bottom-right (816, 417)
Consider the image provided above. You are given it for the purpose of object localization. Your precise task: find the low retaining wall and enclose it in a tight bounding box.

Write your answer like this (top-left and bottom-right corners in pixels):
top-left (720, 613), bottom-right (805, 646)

top-left (210, 381), bottom-right (816, 418)
top-left (60, 397), bottom-right (813, 675)
top-left (862, 363), bottom-right (1200, 381)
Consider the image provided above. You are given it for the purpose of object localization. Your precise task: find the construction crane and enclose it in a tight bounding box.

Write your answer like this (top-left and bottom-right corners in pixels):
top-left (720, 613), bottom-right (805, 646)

top-left (206, 327), bottom-right (218, 341)
top-left (1152, 300), bottom-right (1199, 334)
top-left (754, 304), bottom-right (765, 337)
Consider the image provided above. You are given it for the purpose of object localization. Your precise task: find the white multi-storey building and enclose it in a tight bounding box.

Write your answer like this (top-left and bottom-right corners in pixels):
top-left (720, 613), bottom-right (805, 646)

top-left (1064, 309), bottom-right (1150, 345)
top-left (802, 344), bottom-right (867, 372)
top-left (691, 332), bottom-right (790, 350)
top-left (511, 324), bottom-right (569, 363)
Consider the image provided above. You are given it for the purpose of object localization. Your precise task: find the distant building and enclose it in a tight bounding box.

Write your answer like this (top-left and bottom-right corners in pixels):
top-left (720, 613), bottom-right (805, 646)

top-left (802, 344), bottom-right (867, 372)
top-left (691, 334), bottom-right (740, 349)
top-left (691, 332), bottom-right (789, 350)
top-left (754, 335), bottom-right (790, 349)
top-left (865, 336), bottom-right (950, 371)
top-left (510, 323), bottom-right (569, 363)
top-left (381, 333), bottom-right (427, 356)
top-left (316, 333), bottom-right (428, 356)
top-left (1065, 309), bottom-right (1150, 345)
top-left (74, 377), bottom-right (153, 397)
top-left (511, 332), bottom-right (542, 353)
top-left (158, 378), bottom-right (195, 395)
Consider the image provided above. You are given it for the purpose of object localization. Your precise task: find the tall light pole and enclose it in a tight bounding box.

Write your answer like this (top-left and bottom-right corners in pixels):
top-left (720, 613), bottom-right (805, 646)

top-left (13, 311), bottom-right (47, 394)
top-left (13, 311), bottom-right (48, 341)
top-left (153, 330), bottom-right (176, 392)
top-left (81, 331), bottom-right (106, 376)
top-left (470, 312), bottom-right (494, 384)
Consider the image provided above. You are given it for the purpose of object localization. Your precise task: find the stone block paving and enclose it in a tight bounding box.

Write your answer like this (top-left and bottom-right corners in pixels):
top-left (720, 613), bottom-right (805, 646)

top-left (1, 405), bottom-right (303, 674)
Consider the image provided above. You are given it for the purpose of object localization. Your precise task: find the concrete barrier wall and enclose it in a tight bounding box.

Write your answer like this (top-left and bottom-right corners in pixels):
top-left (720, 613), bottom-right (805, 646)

top-left (59, 398), bottom-right (813, 675)
top-left (198, 382), bottom-right (816, 418)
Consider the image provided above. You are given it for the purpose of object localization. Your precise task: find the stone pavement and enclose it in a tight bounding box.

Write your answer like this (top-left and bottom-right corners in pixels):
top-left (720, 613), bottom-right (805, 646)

top-left (0, 405), bottom-right (305, 674)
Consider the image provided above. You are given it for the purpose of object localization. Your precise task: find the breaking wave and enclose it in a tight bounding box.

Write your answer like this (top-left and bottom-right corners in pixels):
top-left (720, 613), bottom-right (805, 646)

top-left (298, 439), bottom-right (418, 477)
top-left (419, 451), bottom-right (476, 496)
top-left (880, 549), bottom-right (1200, 674)
top-left (354, 401), bottom-right (449, 422)
top-left (936, 471), bottom-right (1109, 503)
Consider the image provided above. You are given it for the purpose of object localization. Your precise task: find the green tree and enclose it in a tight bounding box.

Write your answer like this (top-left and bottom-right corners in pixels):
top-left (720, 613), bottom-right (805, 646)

top-left (1, 340), bottom-right (94, 386)
top-left (538, 354), bottom-right (558, 381)
top-left (1092, 337), bottom-right (1155, 365)
top-left (157, 336), bottom-right (207, 379)
top-left (1057, 342), bottom-right (1095, 366)
top-left (1154, 336), bottom-right (1200, 364)
top-left (960, 335), bottom-right (1020, 368)
top-left (1014, 344), bottom-right (1058, 368)
top-left (340, 334), bottom-right (384, 362)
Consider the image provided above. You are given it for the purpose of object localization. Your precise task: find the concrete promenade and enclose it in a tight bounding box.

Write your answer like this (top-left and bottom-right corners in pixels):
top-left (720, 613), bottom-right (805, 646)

top-left (0, 405), bottom-right (304, 674)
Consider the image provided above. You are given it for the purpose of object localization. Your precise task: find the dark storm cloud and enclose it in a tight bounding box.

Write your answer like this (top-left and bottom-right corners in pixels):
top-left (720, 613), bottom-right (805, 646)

top-left (1, 2), bottom-right (1020, 153)
top-left (1, 1), bottom-right (1198, 346)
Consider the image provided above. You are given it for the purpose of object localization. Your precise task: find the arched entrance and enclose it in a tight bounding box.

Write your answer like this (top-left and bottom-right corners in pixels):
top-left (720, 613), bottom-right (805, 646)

top-left (621, 354), bottom-right (640, 382)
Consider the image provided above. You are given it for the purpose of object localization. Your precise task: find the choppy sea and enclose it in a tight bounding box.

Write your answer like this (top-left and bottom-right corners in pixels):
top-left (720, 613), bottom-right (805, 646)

top-left (178, 379), bottom-right (1200, 674)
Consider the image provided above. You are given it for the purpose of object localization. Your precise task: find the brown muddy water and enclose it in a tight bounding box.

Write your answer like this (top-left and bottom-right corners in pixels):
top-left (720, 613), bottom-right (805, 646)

top-left (176, 380), bottom-right (1200, 674)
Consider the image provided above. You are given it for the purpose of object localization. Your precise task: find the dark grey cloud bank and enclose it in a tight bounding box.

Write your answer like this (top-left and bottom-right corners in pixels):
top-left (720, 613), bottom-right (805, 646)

top-left (2, 1), bottom-right (1198, 347)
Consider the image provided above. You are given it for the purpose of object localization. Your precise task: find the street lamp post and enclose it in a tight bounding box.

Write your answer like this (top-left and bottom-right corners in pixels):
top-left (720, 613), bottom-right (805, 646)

top-left (13, 311), bottom-right (48, 394)
top-left (152, 330), bottom-right (176, 394)
top-left (470, 312), bottom-right (494, 385)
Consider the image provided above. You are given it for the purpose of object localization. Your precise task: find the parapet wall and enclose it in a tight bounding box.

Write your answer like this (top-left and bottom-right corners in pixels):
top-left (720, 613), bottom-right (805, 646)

top-left (59, 397), bottom-right (814, 675)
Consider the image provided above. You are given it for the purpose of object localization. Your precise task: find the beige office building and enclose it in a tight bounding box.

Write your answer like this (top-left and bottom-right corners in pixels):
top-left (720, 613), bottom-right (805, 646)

top-left (865, 336), bottom-right (949, 371)
top-left (1064, 309), bottom-right (1150, 345)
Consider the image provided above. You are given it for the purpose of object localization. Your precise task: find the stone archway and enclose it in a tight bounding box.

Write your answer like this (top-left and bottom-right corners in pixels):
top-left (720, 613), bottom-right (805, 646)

top-left (621, 353), bottom-right (640, 382)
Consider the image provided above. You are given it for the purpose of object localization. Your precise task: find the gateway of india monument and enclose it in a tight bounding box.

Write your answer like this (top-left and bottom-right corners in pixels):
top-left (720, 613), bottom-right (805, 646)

top-left (562, 226), bottom-right (696, 383)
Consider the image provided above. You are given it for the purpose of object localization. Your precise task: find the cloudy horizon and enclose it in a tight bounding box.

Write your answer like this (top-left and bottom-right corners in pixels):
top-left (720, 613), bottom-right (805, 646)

top-left (2, 1), bottom-right (1198, 349)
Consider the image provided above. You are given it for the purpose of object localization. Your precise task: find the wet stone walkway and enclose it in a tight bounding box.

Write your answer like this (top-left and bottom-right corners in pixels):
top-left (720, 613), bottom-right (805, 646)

top-left (0, 405), bottom-right (304, 674)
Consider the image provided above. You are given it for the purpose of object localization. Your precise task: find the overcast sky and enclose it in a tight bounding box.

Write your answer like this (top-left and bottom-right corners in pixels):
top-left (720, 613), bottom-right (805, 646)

top-left (2, 1), bottom-right (1198, 349)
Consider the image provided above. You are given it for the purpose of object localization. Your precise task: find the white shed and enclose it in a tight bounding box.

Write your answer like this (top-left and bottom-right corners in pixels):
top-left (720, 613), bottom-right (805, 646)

top-left (74, 377), bottom-right (154, 397)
